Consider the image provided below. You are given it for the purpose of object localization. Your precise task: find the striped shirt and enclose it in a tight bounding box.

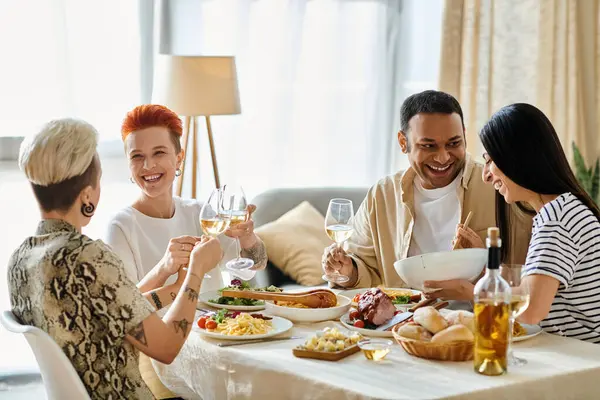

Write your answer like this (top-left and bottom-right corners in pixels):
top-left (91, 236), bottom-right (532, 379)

top-left (523, 193), bottom-right (600, 343)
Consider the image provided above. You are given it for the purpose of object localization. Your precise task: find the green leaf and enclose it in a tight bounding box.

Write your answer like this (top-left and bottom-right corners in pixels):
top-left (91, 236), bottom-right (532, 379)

top-left (592, 159), bottom-right (600, 204)
top-left (392, 295), bottom-right (411, 305)
top-left (213, 309), bottom-right (228, 323)
top-left (573, 142), bottom-right (592, 194)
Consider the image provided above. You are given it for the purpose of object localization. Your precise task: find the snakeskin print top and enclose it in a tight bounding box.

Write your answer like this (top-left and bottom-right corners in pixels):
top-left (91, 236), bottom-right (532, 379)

top-left (7, 219), bottom-right (155, 399)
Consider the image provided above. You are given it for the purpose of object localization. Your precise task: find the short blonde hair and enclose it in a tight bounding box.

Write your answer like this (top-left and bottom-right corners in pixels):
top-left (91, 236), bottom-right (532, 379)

top-left (19, 118), bottom-right (99, 186)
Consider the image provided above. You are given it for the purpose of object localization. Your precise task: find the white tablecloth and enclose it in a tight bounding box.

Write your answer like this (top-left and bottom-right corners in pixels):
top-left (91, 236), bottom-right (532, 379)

top-left (153, 311), bottom-right (600, 400)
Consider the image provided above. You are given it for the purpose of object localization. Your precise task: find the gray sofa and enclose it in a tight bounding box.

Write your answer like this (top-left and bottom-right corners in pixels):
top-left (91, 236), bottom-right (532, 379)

top-left (250, 187), bottom-right (369, 288)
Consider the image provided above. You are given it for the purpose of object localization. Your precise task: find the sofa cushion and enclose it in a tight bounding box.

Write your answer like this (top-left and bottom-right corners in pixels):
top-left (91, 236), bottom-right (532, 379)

top-left (255, 201), bottom-right (330, 286)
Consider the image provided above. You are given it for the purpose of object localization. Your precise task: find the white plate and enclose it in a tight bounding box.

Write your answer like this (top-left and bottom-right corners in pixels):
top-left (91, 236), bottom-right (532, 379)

top-left (393, 249), bottom-right (487, 291)
top-left (339, 312), bottom-right (394, 338)
top-left (265, 294), bottom-right (351, 322)
top-left (513, 324), bottom-right (543, 342)
top-left (198, 290), bottom-right (266, 311)
top-left (339, 288), bottom-right (422, 310)
top-left (194, 315), bottom-right (293, 340)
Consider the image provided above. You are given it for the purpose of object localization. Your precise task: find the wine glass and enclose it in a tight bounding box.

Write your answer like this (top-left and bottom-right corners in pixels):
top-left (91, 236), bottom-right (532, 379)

top-left (198, 189), bottom-right (231, 278)
top-left (500, 264), bottom-right (531, 366)
top-left (221, 184), bottom-right (255, 277)
top-left (323, 198), bottom-right (355, 284)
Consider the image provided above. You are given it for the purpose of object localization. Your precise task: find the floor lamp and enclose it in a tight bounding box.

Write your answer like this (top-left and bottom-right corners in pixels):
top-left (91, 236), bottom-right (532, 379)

top-left (153, 55), bottom-right (241, 197)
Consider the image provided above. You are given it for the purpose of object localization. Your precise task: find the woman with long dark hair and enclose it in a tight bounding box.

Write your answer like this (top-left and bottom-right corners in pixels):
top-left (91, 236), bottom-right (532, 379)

top-left (480, 103), bottom-right (600, 343)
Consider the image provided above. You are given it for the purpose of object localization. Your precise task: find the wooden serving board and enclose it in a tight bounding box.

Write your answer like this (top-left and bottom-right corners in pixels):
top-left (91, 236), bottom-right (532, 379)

top-left (292, 345), bottom-right (360, 361)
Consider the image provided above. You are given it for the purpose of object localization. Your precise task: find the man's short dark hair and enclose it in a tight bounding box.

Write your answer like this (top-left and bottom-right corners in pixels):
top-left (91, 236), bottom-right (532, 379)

top-left (31, 156), bottom-right (99, 213)
top-left (400, 90), bottom-right (465, 134)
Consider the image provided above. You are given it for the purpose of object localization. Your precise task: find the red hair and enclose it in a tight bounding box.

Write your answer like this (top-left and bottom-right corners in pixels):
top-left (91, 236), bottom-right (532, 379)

top-left (121, 104), bottom-right (182, 142)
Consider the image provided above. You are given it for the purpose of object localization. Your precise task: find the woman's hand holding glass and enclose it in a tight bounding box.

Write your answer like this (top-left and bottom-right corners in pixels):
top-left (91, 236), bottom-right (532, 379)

top-left (224, 204), bottom-right (257, 248)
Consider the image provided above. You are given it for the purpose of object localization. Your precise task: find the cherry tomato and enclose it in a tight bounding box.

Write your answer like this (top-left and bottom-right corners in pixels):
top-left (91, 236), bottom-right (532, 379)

top-left (197, 316), bottom-right (207, 329)
top-left (206, 320), bottom-right (218, 330)
top-left (349, 310), bottom-right (360, 320)
top-left (353, 320), bottom-right (365, 328)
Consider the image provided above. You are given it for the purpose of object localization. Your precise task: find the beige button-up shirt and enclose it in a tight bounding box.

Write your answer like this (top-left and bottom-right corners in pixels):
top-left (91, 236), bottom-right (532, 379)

top-left (347, 154), bottom-right (532, 288)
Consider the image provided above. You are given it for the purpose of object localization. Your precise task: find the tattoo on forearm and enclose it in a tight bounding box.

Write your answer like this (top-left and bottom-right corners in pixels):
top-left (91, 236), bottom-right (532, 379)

top-left (173, 319), bottom-right (190, 337)
top-left (170, 292), bottom-right (176, 301)
top-left (241, 240), bottom-right (268, 266)
top-left (130, 322), bottom-right (148, 346)
top-left (184, 286), bottom-right (199, 302)
top-left (150, 292), bottom-right (163, 310)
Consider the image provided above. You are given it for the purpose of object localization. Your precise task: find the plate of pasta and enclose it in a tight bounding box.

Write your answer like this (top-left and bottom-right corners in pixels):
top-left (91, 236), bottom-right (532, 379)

top-left (194, 309), bottom-right (293, 340)
top-left (512, 322), bottom-right (542, 342)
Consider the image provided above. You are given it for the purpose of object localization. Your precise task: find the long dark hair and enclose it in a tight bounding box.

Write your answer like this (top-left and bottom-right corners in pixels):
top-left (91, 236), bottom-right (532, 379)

top-left (479, 103), bottom-right (600, 262)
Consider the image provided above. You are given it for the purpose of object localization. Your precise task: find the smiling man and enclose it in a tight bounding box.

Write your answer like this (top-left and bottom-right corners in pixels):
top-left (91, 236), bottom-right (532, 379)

top-left (322, 90), bottom-right (531, 290)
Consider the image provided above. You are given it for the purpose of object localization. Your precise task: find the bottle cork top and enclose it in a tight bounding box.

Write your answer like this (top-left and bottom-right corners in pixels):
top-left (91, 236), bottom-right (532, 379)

top-left (487, 227), bottom-right (500, 247)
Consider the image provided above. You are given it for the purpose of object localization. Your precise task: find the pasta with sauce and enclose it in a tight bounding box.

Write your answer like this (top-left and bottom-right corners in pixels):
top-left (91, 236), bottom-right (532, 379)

top-left (215, 313), bottom-right (273, 336)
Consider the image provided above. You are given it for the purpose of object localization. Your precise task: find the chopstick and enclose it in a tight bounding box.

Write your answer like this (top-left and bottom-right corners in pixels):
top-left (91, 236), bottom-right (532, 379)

top-left (452, 211), bottom-right (473, 250)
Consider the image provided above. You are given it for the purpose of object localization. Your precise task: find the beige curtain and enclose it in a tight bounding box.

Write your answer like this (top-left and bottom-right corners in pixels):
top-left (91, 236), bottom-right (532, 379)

top-left (438, 0), bottom-right (600, 165)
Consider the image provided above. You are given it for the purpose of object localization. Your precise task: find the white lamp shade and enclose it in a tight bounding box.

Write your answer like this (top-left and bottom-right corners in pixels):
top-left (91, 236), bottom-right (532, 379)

top-left (152, 55), bottom-right (241, 116)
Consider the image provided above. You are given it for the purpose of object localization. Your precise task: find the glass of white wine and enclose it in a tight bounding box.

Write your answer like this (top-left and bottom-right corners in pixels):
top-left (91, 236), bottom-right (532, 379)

top-left (198, 189), bottom-right (231, 278)
top-left (323, 198), bottom-right (354, 284)
top-left (221, 184), bottom-right (255, 276)
top-left (500, 264), bottom-right (531, 366)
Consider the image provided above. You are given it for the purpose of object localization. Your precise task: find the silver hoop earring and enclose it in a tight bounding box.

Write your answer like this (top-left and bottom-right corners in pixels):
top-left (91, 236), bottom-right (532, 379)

top-left (175, 169), bottom-right (182, 177)
top-left (129, 177), bottom-right (134, 183)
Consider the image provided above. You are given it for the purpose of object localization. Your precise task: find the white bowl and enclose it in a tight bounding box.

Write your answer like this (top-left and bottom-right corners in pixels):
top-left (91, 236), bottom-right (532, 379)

top-left (393, 248), bottom-right (487, 290)
top-left (264, 294), bottom-right (351, 322)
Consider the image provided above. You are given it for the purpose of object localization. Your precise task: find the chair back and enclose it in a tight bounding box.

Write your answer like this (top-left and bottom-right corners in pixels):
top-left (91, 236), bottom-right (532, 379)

top-left (0, 310), bottom-right (90, 400)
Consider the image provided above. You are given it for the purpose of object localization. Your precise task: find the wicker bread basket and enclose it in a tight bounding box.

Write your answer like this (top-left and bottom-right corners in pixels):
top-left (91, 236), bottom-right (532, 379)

top-left (392, 324), bottom-right (474, 361)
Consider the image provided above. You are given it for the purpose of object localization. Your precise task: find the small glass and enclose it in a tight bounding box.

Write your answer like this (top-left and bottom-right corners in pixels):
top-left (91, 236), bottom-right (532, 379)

top-left (357, 338), bottom-right (393, 361)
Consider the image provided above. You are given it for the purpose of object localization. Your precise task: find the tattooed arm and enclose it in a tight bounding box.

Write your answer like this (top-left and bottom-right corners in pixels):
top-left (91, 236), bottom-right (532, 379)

top-left (241, 237), bottom-right (268, 270)
top-left (124, 271), bottom-right (202, 364)
top-left (125, 237), bottom-right (221, 364)
top-left (142, 282), bottom-right (181, 311)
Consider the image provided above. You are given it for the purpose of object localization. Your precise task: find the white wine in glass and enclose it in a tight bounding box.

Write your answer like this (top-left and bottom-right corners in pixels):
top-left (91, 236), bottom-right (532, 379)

top-left (323, 198), bottom-right (354, 284)
top-left (500, 264), bottom-right (530, 367)
top-left (198, 189), bottom-right (230, 278)
top-left (509, 294), bottom-right (531, 319)
top-left (200, 218), bottom-right (230, 237)
top-left (228, 210), bottom-right (248, 226)
top-left (326, 224), bottom-right (355, 243)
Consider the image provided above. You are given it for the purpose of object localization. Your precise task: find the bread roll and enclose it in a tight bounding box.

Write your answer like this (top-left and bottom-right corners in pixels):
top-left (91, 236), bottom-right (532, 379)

top-left (413, 307), bottom-right (448, 334)
top-left (445, 310), bottom-right (475, 333)
top-left (396, 323), bottom-right (433, 341)
top-left (431, 324), bottom-right (474, 343)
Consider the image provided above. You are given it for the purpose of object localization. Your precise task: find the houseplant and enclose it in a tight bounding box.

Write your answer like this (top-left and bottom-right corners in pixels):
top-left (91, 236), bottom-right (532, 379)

top-left (572, 142), bottom-right (599, 205)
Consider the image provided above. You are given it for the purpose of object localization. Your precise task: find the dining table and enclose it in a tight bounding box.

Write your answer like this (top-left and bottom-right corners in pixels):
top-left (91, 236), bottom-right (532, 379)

top-left (151, 304), bottom-right (600, 400)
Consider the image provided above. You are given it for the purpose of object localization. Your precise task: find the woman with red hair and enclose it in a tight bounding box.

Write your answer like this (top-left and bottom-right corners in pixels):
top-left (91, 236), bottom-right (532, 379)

top-left (106, 104), bottom-right (267, 294)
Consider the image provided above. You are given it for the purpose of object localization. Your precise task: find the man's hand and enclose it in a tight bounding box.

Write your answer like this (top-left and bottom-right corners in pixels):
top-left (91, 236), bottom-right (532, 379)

top-left (423, 279), bottom-right (474, 301)
top-left (322, 243), bottom-right (357, 287)
top-left (453, 224), bottom-right (485, 249)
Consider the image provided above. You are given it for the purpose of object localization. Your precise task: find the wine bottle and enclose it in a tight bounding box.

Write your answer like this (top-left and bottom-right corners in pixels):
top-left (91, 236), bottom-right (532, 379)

top-left (473, 227), bottom-right (511, 376)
